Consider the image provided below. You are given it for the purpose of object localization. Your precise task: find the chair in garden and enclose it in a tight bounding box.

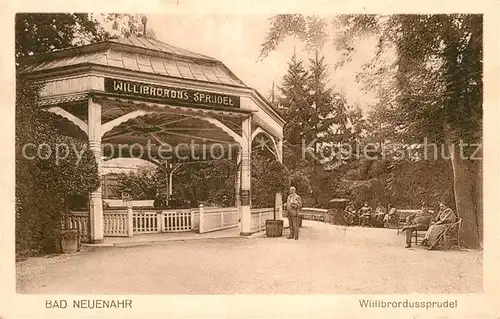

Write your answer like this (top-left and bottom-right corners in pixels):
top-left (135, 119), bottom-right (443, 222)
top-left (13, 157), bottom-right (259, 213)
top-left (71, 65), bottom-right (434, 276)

top-left (428, 218), bottom-right (462, 251)
top-left (384, 213), bottom-right (398, 229)
top-left (413, 229), bottom-right (427, 245)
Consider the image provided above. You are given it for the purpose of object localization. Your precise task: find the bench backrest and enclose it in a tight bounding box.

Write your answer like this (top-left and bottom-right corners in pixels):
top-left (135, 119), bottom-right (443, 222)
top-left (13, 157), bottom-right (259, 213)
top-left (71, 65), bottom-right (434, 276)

top-left (396, 209), bottom-right (420, 222)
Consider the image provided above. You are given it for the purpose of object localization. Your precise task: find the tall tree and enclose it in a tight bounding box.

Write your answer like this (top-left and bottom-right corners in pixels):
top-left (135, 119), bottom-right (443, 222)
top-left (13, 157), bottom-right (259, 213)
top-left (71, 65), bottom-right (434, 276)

top-left (307, 51), bottom-right (335, 151)
top-left (15, 13), bottom-right (106, 59)
top-left (277, 51), bottom-right (315, 148)
top-left (393, 15), bottom-right (483, 247)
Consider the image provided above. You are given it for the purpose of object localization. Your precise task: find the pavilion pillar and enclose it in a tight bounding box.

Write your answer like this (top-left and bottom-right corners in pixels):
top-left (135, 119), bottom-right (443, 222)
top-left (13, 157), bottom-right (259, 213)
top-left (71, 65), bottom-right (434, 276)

top-left (275, 138), bottom-right (284, 220)
top-left (168, 164), bottom-right (181, 197)
top-left (240, 116), bottom-right (252, 236)
top-left (235, 153), bottom-right (241, 215)
top-left (168, 171), bottom-right (173, 196)
top-left (88, 98), bottom-right (104, 243)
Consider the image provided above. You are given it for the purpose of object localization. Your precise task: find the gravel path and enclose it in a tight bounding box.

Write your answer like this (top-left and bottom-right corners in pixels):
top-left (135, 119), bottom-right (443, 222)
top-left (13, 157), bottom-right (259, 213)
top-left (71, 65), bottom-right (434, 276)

top-left (17, 221), bottom-right (482, 294)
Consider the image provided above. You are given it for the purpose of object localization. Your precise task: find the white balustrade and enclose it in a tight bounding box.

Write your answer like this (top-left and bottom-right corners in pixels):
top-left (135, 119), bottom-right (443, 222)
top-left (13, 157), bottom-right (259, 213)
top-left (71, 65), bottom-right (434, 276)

top-left (162, 209), bottom-right (192, 232)
top-left (103, 210), bottom-right (129, 237)
top-left (79, 204), bottom-right (239, 237)
top-left (133, 210), bottom-right (159, 234)
top-left (63, 211), bottom-right (91, 242)
top-left (250, 208), bottom-right (274, 233)
top-left (199, 207), bottom-right (239, 234)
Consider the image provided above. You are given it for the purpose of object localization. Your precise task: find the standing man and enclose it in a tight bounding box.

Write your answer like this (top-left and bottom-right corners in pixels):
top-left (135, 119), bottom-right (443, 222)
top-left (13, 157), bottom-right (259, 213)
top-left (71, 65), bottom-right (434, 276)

top-left (286, 186), bottom-right (302, 240)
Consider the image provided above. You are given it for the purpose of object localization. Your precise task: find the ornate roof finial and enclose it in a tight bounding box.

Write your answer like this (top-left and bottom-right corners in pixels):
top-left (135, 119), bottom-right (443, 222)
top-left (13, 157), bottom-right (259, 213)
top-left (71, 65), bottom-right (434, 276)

top-left (141, 15), bottom-right (148, 37)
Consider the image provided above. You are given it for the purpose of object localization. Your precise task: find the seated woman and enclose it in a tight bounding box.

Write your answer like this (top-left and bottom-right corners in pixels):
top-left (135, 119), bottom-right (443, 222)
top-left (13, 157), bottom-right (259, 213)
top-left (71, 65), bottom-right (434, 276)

top-left (358, 202), bottom-right (373, 227)
top-left (383, 204), bottom-right (397, 228)
top-left (373, 203), bottom-right (386, 227)
top-left (343, 202), bottom-right (356, 226)
top-left (421, 202), bottom-right (457, 247)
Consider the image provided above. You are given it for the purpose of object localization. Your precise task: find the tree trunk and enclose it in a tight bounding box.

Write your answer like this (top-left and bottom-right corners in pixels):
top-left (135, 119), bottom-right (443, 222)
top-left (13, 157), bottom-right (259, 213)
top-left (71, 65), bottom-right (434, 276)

top-left (444, 124), bottom-right (481, 248)
top-left (273, 202), bottom-right (277, 220)
top-left (475, 160), bottom-right (483, 245)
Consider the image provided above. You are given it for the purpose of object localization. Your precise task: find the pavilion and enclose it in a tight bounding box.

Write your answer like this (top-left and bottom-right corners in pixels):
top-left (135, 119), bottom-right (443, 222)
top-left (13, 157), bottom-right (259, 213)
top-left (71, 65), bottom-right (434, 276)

top-left (18, 35), bottom-right (285, 243)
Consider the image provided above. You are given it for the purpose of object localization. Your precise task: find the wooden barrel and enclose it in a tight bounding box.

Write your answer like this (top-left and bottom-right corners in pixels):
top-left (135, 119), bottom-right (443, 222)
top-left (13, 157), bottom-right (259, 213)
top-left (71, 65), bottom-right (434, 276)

top-left (265, 219), bottom-right (284, 237)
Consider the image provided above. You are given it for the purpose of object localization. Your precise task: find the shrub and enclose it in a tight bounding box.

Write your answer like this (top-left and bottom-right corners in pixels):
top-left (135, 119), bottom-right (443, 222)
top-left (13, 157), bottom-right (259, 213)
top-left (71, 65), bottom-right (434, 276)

top-left (15, 78), bottom-right (100, 256)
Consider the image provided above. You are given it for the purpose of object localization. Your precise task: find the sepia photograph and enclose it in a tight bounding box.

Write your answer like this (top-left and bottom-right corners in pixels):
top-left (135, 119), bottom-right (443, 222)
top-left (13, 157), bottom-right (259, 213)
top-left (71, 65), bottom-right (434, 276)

top-left (2, 4), bottom-right (498, 317)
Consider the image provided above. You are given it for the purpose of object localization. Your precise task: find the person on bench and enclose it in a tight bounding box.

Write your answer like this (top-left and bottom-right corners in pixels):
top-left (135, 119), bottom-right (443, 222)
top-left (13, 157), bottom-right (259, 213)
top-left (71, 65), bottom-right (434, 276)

top-left (421, 202), bottom-right (456, 247)
top-left (401, 204), bottom-right (432, 248)
top-left (374, 203), bottom-right (386, 227)
top-left (343, 202), bottom-right (356, 226)
top-left (383, 204), bottom-right (397, 228)
top-left (358, 202), bottom-right (373, 227)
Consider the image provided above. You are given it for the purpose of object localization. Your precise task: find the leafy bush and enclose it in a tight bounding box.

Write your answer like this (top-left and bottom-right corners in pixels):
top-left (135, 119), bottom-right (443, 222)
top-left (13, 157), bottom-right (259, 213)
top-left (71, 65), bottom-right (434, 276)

top-left (289, 171), bottom-right (312, 195)
top-left (252, 148), bottom-right (291, 214)
top-left (116, 166), bottom-right (167, 200)
top-left (16, 78), bottom-right (100, 256)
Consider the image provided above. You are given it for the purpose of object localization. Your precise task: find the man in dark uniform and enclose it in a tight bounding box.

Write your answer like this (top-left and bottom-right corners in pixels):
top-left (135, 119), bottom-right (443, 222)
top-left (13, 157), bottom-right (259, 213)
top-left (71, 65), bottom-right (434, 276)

top-left (286, 186), bottom-right (302, 240)
top-left (401, 203), bottom-right (432, 248)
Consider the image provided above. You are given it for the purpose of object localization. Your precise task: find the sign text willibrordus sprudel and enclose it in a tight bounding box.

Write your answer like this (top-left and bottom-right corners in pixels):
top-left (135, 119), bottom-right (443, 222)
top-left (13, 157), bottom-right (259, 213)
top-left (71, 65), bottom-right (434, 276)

top-left (104, 78), bottom-right (240, 108)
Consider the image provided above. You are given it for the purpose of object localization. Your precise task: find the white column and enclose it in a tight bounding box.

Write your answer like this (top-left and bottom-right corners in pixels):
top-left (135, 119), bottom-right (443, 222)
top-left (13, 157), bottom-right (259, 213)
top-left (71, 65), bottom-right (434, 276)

top-left (168, 171), bottom-right (173, 196)
top-left (235, 152), bottom-right (241, 214)
top-left (88, 98), bottom-right (104, 243)
top-left (168, 164), bottom-right (181, 197)
top-left (275, 193), bottom-right (283, 220)
top-left (240, 116), bottom-right (252, 236)
top-left (275, 138), bottom-right (284, 219)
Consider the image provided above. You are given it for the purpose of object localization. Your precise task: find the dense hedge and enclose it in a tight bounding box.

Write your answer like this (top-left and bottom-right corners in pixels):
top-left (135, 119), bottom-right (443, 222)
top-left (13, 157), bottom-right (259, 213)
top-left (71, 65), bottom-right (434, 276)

top-left (16, 79), bottom-right (100, 256)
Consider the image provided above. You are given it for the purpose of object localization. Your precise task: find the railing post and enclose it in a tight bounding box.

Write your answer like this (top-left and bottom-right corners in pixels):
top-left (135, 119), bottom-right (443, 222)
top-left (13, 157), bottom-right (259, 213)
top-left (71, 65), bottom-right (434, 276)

top-left (199, 204), bottom-right (204, 234)
top-left (157, 210), bottom-right (163, 233)
top-left (221, 209), bottom-right (224, 228)
top-left (190, 209), bottom-right (195, 232)
top-left (126, 200), bottom-right (133, 238)
top-left (259, 212), bottom-right (262, 231)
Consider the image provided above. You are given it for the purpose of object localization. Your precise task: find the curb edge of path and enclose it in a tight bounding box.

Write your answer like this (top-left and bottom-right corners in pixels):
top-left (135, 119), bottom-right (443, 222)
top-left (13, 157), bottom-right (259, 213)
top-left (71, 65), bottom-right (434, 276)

top-left (82, 234), bottom-right (258, 248)
top-left (82, 226), bottom-right (290, 248)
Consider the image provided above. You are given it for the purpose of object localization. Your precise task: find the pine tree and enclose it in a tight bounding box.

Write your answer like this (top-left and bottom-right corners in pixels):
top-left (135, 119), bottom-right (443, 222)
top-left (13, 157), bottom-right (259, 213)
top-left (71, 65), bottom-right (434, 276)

top-left (307, 51), bottom-right (334, 155)
top-left (277, 51), bottom-right (315, 148)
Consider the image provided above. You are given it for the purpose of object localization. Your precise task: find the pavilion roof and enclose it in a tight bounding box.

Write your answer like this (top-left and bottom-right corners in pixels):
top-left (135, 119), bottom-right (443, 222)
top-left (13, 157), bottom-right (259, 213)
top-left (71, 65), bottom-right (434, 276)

top-left (18, 35), bottom-right (247, 88)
